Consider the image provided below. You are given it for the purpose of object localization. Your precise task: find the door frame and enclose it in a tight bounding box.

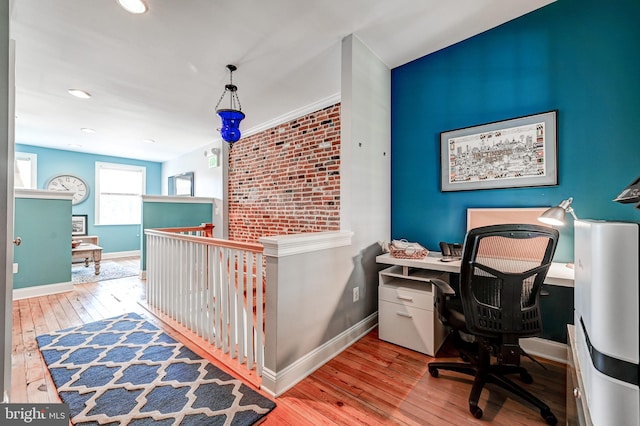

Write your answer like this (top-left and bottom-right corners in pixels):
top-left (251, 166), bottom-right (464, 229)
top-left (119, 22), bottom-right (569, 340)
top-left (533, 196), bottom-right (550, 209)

top-left (1, 1), bottom-right (15, 401)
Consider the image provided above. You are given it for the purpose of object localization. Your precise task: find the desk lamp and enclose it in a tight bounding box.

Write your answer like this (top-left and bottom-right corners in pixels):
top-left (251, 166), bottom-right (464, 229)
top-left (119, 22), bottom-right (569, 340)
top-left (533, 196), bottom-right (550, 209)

top-left (538, 197), bottom-right (578, 226)
top-left (539, 197), bottom-right (578, 269)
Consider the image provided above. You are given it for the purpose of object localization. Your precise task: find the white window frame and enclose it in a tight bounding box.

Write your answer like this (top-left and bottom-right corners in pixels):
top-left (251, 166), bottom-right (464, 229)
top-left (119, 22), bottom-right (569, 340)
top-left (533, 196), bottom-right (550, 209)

top-left (15, 152), bottom-right (37, 189)
top-left (95, 161), bottom-right (146, 225)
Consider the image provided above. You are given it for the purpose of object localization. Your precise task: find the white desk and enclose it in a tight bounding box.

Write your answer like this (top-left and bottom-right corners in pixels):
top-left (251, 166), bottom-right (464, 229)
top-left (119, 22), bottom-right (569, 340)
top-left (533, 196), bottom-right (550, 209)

top-left (376, 252), bottom-right (575, 287)
top-left (375, 252), bottom-right (575, 357)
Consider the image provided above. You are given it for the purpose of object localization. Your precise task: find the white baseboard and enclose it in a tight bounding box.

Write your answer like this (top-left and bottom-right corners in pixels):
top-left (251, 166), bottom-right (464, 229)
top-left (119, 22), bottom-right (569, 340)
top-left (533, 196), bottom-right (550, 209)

top-left (520, 336), bottom-right (568, 364)
top-left (13, 281), bottom-right (73, 300)
top-left (102, 250), bottom-right (140, 260)
top-left (261, 312), bottom-right (378, 397)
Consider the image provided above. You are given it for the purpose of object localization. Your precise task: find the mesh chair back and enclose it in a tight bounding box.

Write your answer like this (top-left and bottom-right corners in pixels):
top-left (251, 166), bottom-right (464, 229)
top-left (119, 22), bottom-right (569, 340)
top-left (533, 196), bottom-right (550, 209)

top-left (459, 224), bottom-right (559, 339)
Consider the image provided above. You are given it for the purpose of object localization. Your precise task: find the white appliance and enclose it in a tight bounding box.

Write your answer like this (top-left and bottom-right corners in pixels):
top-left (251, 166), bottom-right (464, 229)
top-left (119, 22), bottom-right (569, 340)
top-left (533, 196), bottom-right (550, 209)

top-left (573, 220), bottom-right (639, 425)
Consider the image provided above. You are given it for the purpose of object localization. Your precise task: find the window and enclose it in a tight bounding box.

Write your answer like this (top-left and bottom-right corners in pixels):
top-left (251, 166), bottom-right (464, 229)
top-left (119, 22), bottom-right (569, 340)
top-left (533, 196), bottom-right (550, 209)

top-left (95, 162), bottom-right (146, 225)
top-left (15, 152), bottom-right (37, 189)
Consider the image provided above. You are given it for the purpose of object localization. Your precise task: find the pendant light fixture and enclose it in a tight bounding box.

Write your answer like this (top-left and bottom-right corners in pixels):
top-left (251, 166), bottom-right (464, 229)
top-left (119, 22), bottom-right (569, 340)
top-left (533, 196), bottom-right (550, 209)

top-left (215, 64), bottom-right (245, 145)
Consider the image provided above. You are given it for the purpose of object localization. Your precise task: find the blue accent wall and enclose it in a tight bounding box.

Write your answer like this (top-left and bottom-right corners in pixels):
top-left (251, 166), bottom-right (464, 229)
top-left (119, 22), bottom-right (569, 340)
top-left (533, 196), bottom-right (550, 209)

top-left (14, 197), bottom-right (71, 289)
top-left (391, 0), bottom-right (640, 264)
top-left (16, 144), bottom-right (162, 253)
top-left (140, 200), bottom-right (214, 270)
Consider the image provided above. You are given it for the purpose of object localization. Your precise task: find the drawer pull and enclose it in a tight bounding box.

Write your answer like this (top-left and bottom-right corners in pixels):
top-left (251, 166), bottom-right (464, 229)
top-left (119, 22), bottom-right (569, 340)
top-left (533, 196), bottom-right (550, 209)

top-left (396, 312), bottom-right (413, 318)
top-left (397, 295), bottom-right (414, 302)
top-left (573, 387), bottom-right (581, 400)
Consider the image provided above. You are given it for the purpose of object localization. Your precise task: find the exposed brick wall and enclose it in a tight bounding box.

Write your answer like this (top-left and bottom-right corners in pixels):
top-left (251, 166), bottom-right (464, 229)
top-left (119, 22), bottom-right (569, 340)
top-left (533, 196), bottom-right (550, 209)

top-left (228, 104), bottom-right (341, 243)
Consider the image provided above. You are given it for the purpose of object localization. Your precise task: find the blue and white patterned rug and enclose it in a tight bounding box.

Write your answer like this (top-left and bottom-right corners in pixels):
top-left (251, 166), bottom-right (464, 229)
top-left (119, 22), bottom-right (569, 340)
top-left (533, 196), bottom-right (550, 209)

top-left (72, 261), bottom-right (138, 284)
top-left (36, 312), bottom-right (275, 425)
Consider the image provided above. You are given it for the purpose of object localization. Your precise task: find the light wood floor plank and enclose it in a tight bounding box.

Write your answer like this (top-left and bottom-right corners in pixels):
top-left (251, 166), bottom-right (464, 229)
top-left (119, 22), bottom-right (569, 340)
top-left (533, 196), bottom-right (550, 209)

top-left (59, 291), bottom-right (94, 324)
top-left (71, 282), bottom-right (110, 320)
top-left (37, 295), bottom-right (62, 332)
top-left (53, 292), bottom-right (83, 326)
top-left (46, 293), bottom-right (73, 330)
top-left (10, 302), bottom-right (28, 403)
top-left (17, 299), bottom-right (48, 404)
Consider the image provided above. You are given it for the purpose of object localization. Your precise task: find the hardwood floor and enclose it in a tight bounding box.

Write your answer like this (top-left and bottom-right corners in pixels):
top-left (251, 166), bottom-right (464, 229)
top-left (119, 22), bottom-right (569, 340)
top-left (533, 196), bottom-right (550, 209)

top-left (11, 257), bottom-right (567, 425)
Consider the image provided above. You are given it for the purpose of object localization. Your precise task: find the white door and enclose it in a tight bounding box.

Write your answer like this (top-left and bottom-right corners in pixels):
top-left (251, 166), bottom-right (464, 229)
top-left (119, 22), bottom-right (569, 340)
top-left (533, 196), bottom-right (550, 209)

top-left (1, 22), bottom-right (15, 401)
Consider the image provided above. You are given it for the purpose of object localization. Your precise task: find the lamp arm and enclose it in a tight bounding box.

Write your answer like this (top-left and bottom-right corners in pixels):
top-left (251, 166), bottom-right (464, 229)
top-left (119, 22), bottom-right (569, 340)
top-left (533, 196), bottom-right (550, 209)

top-left (566, 207), bottom-right (578, 221)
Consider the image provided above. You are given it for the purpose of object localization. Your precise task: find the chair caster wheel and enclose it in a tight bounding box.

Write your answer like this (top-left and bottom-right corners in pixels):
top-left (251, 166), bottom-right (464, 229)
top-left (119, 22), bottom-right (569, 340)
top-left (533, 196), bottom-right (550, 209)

top-left (520, 371), bottom-right (533, 384)
top-left (469, 405), bottom-right (483, 419)
top-left (428, 367), bottom-right (439, 378)
top-left (541, 409), bottom-right (557, 425)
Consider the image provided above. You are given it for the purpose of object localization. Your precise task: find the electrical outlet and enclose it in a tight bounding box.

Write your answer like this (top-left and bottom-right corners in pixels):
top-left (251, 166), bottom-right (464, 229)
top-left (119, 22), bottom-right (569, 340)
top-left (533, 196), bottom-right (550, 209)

top-left (353, 287), bottom-right (360, 302)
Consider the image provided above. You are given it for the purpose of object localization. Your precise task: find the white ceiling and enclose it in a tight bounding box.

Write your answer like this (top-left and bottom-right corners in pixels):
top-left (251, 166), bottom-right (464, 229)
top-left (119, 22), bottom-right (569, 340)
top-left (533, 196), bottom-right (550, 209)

top-left (9, 0), bottom-right (554, 163)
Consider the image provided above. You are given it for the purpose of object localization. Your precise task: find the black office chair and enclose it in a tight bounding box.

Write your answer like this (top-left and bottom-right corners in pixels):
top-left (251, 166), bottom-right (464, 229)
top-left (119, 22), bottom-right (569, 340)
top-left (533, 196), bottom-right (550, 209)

top-left (428, 224), bottom-right (559, 425)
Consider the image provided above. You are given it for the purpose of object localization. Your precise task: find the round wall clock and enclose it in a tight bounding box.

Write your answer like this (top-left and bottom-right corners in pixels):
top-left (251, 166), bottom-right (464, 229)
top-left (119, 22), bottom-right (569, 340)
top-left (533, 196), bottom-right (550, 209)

top-left (46, 174), bottom-right (90, 205)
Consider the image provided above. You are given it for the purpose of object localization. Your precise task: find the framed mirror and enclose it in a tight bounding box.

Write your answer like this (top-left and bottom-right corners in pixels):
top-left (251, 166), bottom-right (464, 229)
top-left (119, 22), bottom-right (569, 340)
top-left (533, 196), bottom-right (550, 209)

top-left (168, 171), bottom-right (194, 196)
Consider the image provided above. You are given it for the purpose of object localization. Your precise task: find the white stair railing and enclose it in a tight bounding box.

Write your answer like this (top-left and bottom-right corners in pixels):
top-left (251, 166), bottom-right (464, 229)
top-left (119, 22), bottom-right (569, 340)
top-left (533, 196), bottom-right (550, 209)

top-left (145, 225), bottom-right (265, 375)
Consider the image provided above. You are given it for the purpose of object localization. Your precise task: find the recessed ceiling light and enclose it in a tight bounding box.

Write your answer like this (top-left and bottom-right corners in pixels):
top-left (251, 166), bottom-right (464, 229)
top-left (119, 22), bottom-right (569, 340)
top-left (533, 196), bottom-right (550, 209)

top-left (81, 128), bottom-right (96, 133)
top-left (68, 89), bottom-right (91, 99)
top-left (117, 0), bottom-right (148, 14)
top-left (143, 139), bottom-right (155, 143)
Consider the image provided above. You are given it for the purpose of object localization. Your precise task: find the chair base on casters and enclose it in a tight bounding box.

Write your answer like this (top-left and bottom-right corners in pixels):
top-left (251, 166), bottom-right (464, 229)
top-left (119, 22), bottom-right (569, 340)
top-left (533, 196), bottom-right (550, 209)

top-left (428, 359), bottom-right (558, 425)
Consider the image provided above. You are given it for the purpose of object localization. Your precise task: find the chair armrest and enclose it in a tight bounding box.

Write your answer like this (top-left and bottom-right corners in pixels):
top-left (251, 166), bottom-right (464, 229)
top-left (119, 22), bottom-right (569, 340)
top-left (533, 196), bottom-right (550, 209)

top-left (430, 278), bottom-right (455, 296)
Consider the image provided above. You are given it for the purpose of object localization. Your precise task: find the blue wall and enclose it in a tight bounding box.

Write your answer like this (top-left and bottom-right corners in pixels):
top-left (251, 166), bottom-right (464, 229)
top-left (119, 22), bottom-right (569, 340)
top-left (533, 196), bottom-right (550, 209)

top-left (140, 200), bottom-right (214, 270)
top-left (16, 144), bottom-right (162, 253)
top-left (391, 0), bottom-right (640, 264)
top-left (13, 197), bottom-right (71, 289)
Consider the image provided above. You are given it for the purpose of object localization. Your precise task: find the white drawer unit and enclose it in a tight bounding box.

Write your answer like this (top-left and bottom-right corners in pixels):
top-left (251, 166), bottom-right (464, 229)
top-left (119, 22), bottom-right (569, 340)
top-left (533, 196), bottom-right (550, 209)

top-left (567, 324), bottom-right (593, 425)
top-left (378, 265), bottom-right (449, 356)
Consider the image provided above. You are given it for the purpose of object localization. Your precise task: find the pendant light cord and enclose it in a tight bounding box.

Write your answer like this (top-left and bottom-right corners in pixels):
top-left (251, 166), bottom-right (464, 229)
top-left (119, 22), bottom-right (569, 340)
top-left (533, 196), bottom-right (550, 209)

top-left (214, 67), bottom-right (242, 111)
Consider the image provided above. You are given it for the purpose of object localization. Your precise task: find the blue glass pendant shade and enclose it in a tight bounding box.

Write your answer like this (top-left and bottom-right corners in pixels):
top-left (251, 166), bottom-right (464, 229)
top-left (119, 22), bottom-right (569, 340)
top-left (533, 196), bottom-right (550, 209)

top-left (217, 108), bottom-right (245, 143)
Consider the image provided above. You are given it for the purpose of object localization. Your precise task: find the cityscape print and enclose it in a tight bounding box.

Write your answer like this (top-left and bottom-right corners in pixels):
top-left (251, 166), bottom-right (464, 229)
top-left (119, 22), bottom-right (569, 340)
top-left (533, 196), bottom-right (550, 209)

top-left (446, 121), bottom-right (547, 185)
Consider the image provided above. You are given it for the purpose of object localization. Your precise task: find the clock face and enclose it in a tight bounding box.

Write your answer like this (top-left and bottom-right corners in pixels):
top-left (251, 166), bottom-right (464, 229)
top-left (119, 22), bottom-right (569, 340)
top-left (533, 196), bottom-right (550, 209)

top-left (46, 174), bottom-right (89, 205)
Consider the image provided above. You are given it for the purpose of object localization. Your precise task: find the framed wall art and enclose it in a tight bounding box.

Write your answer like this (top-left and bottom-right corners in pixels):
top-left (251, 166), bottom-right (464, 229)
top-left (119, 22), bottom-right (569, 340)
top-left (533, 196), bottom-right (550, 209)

top-left (440, 110), bottom-right (558, 192)
top-left (72, 214), bottom-right (88, 236)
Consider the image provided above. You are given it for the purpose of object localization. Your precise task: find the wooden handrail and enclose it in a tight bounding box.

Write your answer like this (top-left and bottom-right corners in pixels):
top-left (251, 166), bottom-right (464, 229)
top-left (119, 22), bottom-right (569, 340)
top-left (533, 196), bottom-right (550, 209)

top-left (145, 228), bottom-right (263, 253)
top-left (153, 223), bottom-right (214, 237)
